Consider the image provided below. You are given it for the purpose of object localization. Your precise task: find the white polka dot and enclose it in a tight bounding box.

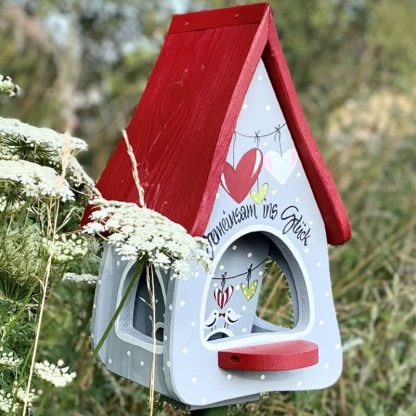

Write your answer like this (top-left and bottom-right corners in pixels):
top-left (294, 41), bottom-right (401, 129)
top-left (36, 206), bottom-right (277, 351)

top-left (191, 321), bottom-right (196, 327)
top-left (98, 279), bottom-right (102, 285)
top-left (297, 381), bottom-right (302, 387)
top-left (260, 374), bottom-right (266, 380)
top-left (194, 272), bottom-right (200, 277)
top-left (263, 141), bottom-right (268, 146)
top-left (335, 343), bottom-right (341, 350)
top-left (219, 265), bottom-right (224, 270)
top-left (168, 304), bottom-right (173, 310)
top-left (272, 189), bottom-right (277, 195)
top-left (182, 348), bottom-right (188, 354)
top-left (319, 320), bottom-right (324, 326)
top-left (265, 105), bottom-right (271, 111)
top-left (324, 363), bottom-right (330, 369)
top-left (108, 358), bottom-right (112, 364)
top-left (316, 262), bottom-right (321, 267)
top-left (164, 335), bottom-right (168, 341)
top-left (213, 283), bottom-right (218, 288)
top-left (296, 172), bottom-right (301, 178)
top-left (93, 304), bottom-right (96, 309)
top-left (324, 291), bottom-right (330, 297)
top-left (216, 193), bottom-right (220, 199)
top-left (202, 398), bottom-right (208, 404)
top-left (304, 248), bottom-right (309, 253)
top-left (235, 285), bottom-right (240, 291)
top-left (247, 252), bottom-right (253, 258)
top-left (140, 361), bottom-right (144, 366)
top-left (242, 102), bottom-right (248, 110)
top-left (227, 374), bottom-right (232, 380)
top-left (242, 328), bottom-right (247, 333)
top-left (155, 299), bottom-right (159, 304)
top-left (127, 350), bottom-right (131, 356)
top-left (192, 377), bottom-right (197, 384)
top-left (241, 305), bottom-right (247, 311)
top-left (309, 221), bottom-right (314, 225)
top-left (232, 245), bottom-right (237, 251)
top-left (295, 197), bottom-right (300, 202)
top-left (167, 361), bottom-right (171, 367)
top-left (179, 300), bottom-right (186, 307)
top-left (258, 271), bottom-right (263, 276)
top-left (258, 75), bottom-right (263, 81)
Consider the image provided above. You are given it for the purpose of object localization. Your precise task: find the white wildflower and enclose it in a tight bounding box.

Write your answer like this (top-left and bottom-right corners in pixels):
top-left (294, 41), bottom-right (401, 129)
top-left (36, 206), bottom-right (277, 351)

top-left (67, 157), bottom-right (97, 190)
top-left (34, 360), bottom-right (76, 388)
top-left (84, 198), bottom-right (211, 278)
top-left (0, 117), bottom-right (87, 154)
top-left (0, 348), bottom-right (22, 368)
top-left (15, 387), bottom-right (37, 406)
top-left (42, 233), bottom-right (89, 262)
top-left (63, 272), bottom-right (98, 284)
top-left (0, 75), bottom-right (20, 97)
top-left (0, 390), bottom-right (18, 413)
top-left (0, 159), bottom-right (74, 201)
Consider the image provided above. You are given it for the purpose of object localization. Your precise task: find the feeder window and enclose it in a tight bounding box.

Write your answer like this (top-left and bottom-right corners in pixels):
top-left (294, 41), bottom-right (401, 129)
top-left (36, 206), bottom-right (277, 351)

top-left (204, 232), bottom-right (310, 343)
top-left (116, 261), bottom-right (169, 346)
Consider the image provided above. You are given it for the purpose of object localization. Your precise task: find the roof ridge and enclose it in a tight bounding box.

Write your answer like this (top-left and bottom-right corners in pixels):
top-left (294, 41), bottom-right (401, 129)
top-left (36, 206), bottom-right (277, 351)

top-left (168, 3), bottom-right (270, 34)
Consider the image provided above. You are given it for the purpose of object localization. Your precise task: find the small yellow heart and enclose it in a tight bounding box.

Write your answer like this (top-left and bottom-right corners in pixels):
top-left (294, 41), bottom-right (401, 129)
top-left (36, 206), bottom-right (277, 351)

top-left (241, 280), bottom-right (258, 301)
top-left (250, 183), bottom-right (269, 205)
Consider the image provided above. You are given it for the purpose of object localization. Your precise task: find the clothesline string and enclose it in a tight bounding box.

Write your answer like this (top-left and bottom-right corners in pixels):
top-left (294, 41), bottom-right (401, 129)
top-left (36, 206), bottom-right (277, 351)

top-left (234, 123), bottom-right (287, 139)
top-left (212, 257), bottom-right (268, 280)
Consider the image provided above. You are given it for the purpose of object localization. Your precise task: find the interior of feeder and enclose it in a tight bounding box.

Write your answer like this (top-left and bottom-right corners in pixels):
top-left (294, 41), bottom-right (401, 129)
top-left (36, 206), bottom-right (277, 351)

top-left (116, 262), bottom-right (169, 345)
top-left (204, 232), bottom-right (310, 343)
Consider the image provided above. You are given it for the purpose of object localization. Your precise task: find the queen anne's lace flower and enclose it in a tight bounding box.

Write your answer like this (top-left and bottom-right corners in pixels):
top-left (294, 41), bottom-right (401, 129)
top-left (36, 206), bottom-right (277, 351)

top-left (0, 117), bottom-right (87, 154)
top-left (0, 348), bottom-right (22, 368)
top-left (15, 387), bottom-right (37, 406)
top-left (0, 159), bottom-right (74, 201)
top-left (34, 360), bottom-right (76, 388)
top-left (84, 199), bottom-right (210, 278)
top-left (0, 75), bottom-right (19, 97)
top-left (42, 233), bottom-right (89, 262)
top-left (63, 272), bottom-right (98, 284)
top-left (0, 390), bottom-right (18, 413)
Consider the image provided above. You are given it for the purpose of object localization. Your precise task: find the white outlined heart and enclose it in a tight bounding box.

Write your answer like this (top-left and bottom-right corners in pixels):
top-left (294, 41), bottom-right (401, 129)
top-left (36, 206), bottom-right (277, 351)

top-left (264, 149), bottom-right (298, 185)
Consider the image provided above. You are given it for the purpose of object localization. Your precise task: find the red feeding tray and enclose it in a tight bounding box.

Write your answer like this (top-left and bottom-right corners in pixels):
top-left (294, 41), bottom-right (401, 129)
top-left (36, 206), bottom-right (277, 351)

top-left (218, 340), bottom-right (319, 371)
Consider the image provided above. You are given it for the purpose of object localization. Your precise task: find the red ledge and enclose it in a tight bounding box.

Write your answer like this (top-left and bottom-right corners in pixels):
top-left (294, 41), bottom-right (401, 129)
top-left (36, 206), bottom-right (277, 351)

top-left (218, 340), bottom-right (318, 371)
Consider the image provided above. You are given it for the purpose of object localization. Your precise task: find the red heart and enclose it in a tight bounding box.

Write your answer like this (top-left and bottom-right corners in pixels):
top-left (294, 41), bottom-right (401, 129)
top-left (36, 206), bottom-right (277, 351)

top-left (214, 286), bottom-right (234, 309)
top-left (221, 149), bottom-right (263, 203)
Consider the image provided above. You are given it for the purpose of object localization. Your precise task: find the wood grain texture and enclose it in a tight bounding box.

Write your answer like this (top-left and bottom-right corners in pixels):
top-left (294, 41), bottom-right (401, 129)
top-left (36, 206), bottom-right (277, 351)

top-left (83, 3), bottom-right (351, 246)
top-left (263, 12), bottom-right (351, 245)
top-left (169, 3), bottom-right (268, 34)
top-left (218, 340), bottom-right (319, 371)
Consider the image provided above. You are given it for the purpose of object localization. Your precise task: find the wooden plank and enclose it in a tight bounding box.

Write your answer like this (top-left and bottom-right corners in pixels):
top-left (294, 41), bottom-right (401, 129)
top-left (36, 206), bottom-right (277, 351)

top-left (263, 12), bottom-right (351, 244)
top-left (218, 340), bottom-right (318, 371)
top-left (168, 3), bottom-right (269, 34)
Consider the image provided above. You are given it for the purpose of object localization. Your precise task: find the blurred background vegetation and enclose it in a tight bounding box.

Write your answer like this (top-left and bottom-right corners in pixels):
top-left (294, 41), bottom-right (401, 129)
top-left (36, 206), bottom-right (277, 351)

top-left (1, 0), bottom-right (416, 414)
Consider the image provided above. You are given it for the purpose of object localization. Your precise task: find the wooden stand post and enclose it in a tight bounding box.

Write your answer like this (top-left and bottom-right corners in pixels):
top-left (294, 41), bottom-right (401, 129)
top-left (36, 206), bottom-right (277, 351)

top-left (191, 406), bottom-right (229, 416)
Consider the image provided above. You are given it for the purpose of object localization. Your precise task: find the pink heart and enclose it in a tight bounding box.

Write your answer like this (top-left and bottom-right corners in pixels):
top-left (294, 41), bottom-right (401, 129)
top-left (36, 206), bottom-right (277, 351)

top-left (264, 149), bottom-right (298, 185)
top-left (214, 286), bottom-right (234, 309)
top-left (221, 149), bottom-right (263, 203)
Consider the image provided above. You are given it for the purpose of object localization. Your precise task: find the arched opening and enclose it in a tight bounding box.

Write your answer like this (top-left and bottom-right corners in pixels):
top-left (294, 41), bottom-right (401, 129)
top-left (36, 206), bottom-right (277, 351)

top-left (116, 262), bottom-right (169, 347)
top-left (204, 231), bottom-right (310, 343)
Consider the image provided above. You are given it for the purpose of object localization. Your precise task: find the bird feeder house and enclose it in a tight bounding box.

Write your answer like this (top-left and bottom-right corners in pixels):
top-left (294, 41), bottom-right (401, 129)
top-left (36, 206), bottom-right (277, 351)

top-left (84, 3), bottom-right (351, 410)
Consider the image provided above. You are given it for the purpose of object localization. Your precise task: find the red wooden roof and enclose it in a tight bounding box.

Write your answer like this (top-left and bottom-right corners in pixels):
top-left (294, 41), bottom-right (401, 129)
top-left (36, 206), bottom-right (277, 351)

top-left (84, 3), bottom-right (351, 245)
